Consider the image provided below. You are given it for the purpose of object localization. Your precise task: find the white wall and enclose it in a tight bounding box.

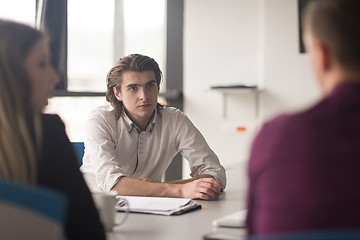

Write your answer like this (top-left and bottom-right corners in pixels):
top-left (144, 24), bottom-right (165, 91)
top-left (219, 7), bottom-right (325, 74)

top-left (183, 0), bottom-right (321, 176)
top-left (260, 0), bottom-right (320, 120)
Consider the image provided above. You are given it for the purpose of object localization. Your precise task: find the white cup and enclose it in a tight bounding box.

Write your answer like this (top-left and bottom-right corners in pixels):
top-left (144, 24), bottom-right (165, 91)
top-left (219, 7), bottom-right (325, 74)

top-left (92, 191), bottom-right (122, 231)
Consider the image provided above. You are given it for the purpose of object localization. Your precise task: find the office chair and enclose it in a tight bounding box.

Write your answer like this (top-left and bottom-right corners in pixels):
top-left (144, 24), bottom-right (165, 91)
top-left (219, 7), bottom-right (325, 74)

top-left (72, 141), bottom-right (85, 166)
top-left (0, 180), bottom-right (67, 240)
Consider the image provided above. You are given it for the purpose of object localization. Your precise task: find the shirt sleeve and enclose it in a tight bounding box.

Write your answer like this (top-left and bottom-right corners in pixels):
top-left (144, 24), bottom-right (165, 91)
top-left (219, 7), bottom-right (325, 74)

top-left (83, 109), bottom-right (126, 192)
top-left (175, 113), bottom-right (227, 189)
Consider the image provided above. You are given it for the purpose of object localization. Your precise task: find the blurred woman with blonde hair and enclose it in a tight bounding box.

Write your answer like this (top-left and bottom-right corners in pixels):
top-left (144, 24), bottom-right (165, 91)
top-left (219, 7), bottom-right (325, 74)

top-left (0, 19), bottom-right (105, 240)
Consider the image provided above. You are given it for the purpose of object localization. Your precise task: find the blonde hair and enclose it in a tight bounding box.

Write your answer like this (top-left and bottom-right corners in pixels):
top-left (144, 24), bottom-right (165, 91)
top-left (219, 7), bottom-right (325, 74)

top-left (0, 19), bottom-right (43, 184)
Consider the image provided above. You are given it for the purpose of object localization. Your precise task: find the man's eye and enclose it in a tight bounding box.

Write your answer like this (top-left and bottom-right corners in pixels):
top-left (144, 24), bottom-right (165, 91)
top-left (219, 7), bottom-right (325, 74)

top-left (129, 87), bottom-right (136, 91)
top-left (147, 83), bottom-right (155, 88)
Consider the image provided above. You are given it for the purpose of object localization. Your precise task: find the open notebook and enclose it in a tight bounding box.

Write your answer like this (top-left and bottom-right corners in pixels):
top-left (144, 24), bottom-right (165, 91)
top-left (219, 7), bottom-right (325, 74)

top-left (116, 196), bottom-right (201, 216)
top-left (212, 209), bottom-right (247, 228)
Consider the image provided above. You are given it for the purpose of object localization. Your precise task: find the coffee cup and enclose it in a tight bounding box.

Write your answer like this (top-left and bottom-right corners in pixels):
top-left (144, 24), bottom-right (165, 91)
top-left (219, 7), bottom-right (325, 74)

top-left (92, 191), bottom-right (126, 231)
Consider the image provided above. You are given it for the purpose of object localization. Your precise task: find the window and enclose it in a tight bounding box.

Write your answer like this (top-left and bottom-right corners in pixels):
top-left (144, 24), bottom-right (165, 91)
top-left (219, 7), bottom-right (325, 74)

top-left (66, 0), bottom-right (166, 93)
top-left (67, 0), bottom-right (114, 92)
top-left (1, 0), bottom-right (167, 141)
top-left (123, 0), bottom-right (167, 91)
top-left (46, 0), bottom-right (167, 141)
top-left (0, 0), bottom-right (36, 26)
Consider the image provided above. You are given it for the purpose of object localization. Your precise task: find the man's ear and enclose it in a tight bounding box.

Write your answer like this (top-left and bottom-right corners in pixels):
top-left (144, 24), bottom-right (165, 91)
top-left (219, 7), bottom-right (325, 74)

top-left (113, 86), bottom-right (122, 101)
top-left (315, 39), bottom-right (332, 73)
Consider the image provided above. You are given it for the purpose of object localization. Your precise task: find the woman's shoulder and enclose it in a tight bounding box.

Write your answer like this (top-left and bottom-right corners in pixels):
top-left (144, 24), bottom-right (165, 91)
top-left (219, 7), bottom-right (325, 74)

top-left (41, 113), bottom-right (62, 120)
top-left (41, 113), bottom-right (64, 128)
top-left (40, 114), bottom-right (68, 144)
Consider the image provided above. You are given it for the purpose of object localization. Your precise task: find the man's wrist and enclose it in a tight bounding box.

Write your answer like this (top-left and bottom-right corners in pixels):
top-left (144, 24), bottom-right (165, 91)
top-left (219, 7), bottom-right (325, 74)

top-left (163, 182), bottom-right (183, 198)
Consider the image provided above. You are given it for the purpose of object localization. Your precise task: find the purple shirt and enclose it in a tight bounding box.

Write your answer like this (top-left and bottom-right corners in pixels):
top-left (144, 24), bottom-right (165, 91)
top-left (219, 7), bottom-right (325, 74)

top-left (246, 81), bottom-right (360, 237)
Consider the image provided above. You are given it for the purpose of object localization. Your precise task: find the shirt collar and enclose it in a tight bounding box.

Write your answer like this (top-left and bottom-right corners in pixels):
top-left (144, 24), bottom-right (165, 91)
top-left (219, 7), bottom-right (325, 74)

top-left (122, 108), bottom-right (158, 133)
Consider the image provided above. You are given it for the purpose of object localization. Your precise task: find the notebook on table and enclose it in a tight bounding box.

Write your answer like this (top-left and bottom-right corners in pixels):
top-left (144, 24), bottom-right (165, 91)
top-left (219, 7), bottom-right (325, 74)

top-left (212, 209), bottom-right (247, 228)
top-left (116, 196), bottom-right (201, 216)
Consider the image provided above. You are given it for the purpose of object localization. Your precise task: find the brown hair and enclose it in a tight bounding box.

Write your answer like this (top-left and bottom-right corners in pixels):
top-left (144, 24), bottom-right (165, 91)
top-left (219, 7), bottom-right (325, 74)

top-left (106, 54), bottom-right (164, 119)
top-left (0, 19), bottom-right (43, 183)
top-left (303, 0), bottom-right (360, 73)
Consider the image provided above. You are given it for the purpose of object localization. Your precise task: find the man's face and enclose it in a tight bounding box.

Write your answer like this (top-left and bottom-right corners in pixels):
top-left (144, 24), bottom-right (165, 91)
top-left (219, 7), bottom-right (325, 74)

top-left (114, 70), bottom-right (159, 129)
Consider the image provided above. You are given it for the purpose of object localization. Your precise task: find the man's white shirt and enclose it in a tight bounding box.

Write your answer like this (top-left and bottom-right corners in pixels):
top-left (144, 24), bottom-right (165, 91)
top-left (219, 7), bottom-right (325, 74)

top-left (80, 104), bottom-right (226, 192)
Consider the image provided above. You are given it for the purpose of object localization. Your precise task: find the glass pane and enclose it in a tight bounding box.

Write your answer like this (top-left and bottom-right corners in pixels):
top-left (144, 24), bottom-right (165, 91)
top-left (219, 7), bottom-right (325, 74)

top-left (67, 0), bottom-right (114, 92)
top-left (123, 0), bottom-right (166, 90)
top-left (0, 0), bottom-right (35, 26)
top-left (67, 0), bottom-right (166, 93)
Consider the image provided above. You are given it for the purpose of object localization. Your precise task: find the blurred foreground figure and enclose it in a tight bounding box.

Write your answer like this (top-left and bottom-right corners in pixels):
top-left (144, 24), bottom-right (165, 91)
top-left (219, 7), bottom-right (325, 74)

top-left (246, 0), bottom-right (360, 237)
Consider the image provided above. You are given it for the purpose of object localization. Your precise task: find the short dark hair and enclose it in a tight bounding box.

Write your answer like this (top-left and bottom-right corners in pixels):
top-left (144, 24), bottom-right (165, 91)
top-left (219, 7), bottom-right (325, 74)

top-left (303, 0), bottom-right (360, 73)
top-left (105, 54), bottom-right (163, 119)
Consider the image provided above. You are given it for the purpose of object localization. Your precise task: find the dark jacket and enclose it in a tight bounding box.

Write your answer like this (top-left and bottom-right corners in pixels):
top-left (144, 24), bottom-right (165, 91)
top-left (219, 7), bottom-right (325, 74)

top-left (37, 114), bottom-right (105, 240)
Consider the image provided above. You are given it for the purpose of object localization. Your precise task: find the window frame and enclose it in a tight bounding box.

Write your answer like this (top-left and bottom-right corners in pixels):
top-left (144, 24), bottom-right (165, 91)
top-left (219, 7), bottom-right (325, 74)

top-left (39, 0), bottom-right (180, 98)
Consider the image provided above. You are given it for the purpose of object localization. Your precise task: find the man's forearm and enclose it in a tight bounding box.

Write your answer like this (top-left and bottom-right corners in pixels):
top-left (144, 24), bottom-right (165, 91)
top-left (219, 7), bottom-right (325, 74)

top-left (110, 175), bottom-right (223, 200)
top-left (111, 177), bottom-right (182, 197)
top-left (166, 174), bottom-right (215, 184)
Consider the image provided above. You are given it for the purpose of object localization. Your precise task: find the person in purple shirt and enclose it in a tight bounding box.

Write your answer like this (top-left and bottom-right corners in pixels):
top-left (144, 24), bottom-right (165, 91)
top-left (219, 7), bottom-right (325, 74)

top-left (246, 0), bottom-right (360, 237)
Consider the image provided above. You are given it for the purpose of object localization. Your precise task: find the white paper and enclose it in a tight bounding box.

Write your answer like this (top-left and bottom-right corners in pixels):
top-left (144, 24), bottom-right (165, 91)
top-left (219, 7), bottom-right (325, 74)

top-left (116, 196), bottom-right (201, 216)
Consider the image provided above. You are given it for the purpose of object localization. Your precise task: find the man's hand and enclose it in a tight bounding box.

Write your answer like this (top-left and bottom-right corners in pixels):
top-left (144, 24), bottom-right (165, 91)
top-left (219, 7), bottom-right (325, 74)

top-left (180, 178), bottom-right (223, 200)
